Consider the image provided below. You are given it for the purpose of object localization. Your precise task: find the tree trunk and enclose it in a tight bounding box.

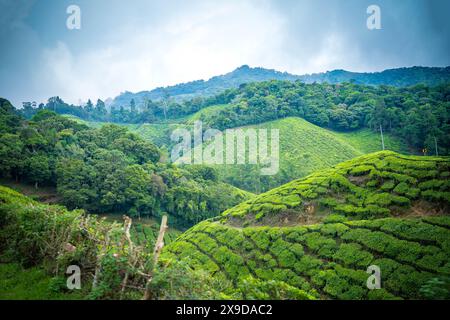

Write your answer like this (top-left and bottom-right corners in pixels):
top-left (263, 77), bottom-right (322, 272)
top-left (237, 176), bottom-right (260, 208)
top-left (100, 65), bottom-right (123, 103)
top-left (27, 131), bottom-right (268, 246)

top-left (142, 215), bottom-right (168, 300)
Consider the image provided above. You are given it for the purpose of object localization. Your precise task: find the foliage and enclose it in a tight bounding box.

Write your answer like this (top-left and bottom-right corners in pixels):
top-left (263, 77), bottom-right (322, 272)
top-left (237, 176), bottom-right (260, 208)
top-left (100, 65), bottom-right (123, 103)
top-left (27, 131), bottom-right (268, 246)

top-left (221, 151), bottom-right (450, 225)
top-left (201, 117), bottom-right (407, 193)
top-left (0, 263), bottom-right (85, 300)
top-left (193, 81), bottom-right (450, 155)
top-left (0, 187), bottom-right (192, 299)
top-left (419, 276), bottom-right (450, 300)
top-left (148, 259), bottom-right (233, 300)
top-left (164, 216), bottom-right (450, 300)
top-left (0, 105), bottom-right (252, 227)
top-left (16, 76), bottom-right (450, 156)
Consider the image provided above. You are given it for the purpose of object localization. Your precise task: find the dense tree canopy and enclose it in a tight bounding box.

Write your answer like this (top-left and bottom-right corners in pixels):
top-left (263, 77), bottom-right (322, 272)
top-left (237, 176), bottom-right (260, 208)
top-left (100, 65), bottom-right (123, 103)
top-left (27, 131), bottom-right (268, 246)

top-left (0, 106), bottom-right (250, 227)
top-left (195, 81), bottom-right (450, 155)
top-left (19, 80), bottom-right (450, 155)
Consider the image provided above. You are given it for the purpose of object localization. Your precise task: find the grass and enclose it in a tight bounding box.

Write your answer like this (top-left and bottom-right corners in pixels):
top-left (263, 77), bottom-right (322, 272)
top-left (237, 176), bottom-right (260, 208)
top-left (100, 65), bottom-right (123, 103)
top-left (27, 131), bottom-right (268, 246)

top-left (195, 117), bottom-right (410, 192)
top-left (0, 263), bottom-right (85, 300)
top-left (186, 104), bottom-right (231, 123)
top-left (337, 128), bottom-right (409, 155)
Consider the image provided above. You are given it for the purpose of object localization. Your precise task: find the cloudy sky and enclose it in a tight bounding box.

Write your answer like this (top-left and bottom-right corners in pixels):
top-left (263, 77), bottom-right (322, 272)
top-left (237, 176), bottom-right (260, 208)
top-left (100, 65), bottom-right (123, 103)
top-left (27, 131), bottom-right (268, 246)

top-left (1, 0), bottom-right (449, 107)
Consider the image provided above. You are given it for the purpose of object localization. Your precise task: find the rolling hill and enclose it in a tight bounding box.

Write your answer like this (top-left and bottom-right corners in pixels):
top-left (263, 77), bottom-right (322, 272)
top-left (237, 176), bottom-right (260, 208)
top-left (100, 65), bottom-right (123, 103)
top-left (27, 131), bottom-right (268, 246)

top-left (63, 114), bottom-right (411, 193)
top-left (220, 151), bottom-right (449, 225)
top-left (162, 151), bottom-right (450, 299)
top-left (181, 115), bottom-right (410, 193)
top-left (207, 117), bottom-right (410, 193)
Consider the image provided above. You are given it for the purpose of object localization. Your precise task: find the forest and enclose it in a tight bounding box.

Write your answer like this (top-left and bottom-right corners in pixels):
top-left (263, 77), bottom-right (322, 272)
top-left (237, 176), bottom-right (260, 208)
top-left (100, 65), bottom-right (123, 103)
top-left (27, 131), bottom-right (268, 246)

top-left (0, 98), bottom-right (250, 228)
top-left (20, 81), bottom-right (450, 156)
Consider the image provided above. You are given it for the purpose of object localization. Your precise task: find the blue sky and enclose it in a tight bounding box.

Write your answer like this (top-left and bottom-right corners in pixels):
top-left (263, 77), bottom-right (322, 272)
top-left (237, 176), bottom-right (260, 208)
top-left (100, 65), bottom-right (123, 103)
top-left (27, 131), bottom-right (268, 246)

top-left (1, 0), bottom-right (449, 107)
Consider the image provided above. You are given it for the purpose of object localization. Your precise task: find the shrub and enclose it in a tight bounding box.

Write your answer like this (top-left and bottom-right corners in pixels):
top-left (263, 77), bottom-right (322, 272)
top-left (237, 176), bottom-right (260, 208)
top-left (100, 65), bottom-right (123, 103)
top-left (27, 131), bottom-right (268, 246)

top-left (238, 276), bottom-right (314, 300)
top-left (419, 276), bottom-right (450, 300)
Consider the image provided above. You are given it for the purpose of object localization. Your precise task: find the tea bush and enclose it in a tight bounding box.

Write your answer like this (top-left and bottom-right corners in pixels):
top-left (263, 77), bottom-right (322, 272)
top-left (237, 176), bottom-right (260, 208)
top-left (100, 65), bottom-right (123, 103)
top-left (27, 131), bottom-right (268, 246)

top-left (164, 216), bottom-right (450, 300)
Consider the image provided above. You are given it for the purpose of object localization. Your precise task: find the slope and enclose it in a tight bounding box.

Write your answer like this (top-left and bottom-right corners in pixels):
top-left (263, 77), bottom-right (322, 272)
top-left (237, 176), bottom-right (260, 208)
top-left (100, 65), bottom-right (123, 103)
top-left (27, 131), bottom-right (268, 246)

top-left (66, 113), bottom-right (411, 193)
top-left (187, 117), bottom-right (410, 193)
top-left (163, 215), bottom-right (450, 300)
top-left (162, 151), bottom-right (450, 299)
top-left (221, 151), bottom-right (449, 226)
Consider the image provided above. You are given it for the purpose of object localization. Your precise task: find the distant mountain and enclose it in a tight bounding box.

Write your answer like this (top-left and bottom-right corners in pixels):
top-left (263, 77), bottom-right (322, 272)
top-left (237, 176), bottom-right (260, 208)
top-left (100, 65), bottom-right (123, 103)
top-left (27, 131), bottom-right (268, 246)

top-left (110, 65), bottom-right (299, 109)
top-left (111, 65), bottom-right (450, 109)
top-left (300, 66), bottom-right (450, 86)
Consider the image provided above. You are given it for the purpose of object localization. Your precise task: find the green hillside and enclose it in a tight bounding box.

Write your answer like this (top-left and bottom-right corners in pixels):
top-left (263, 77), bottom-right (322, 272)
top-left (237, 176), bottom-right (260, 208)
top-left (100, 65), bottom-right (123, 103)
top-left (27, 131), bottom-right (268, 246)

top-left (188, 117), bottom-right (410, 193)
top-left (162, 151), bottom-right (450, 299)
top-left (163, 215), bottom-right (450, 299)
top-left (32, 80), bottom-right (450, 160)
top-left (110, 65), bottom-right (450, 109)
top-left (222, 151), bottom-right (449, 226)
top-left (66, 114), bottom-right (411, 193)
top-left (0, 185), bottom-right (35, 206)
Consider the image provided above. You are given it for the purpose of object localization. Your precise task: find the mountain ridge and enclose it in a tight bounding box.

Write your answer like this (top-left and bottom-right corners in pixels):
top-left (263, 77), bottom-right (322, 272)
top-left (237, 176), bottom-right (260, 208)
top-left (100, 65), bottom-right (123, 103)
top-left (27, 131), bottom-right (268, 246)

top-left (110, 65), bottom-right (450, 108)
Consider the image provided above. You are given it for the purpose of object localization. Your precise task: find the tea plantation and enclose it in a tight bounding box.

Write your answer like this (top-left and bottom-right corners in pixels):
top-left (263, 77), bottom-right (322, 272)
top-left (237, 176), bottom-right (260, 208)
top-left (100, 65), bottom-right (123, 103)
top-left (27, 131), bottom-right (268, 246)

top-left (221, 151), bottom-right (450, 226)
top-left (163, 215), bottom-right (450, 299)
top-left (163, 151), bottom-right (450, 299)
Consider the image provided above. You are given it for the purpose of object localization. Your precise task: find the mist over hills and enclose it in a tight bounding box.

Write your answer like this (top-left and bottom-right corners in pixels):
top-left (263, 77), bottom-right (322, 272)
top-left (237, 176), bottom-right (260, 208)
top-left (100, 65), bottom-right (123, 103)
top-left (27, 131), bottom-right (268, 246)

top-left (110, 65), bottom-right (450, 109)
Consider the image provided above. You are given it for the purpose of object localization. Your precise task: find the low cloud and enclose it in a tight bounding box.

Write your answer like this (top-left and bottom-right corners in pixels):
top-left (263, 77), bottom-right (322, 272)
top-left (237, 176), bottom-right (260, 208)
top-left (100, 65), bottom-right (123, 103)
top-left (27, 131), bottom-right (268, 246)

top-left (1, 0), bottom-right (449, 107)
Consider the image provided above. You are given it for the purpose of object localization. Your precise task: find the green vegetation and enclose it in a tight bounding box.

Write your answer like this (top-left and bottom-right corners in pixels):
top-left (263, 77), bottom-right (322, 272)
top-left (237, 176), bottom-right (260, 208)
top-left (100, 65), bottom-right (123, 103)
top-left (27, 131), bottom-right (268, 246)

top-left (204, 117), bottom-right (408, 192)
top-left (0, 185), bottom-right (305, 300)
top-left (0, 185), bottom-right (210, 300)
top-left (110, 65), bottom-right (450, 110)
top-left (195, 81), bottom-right (450, 155)
top-left (70, 115), bottom-right (409, 194)
top-left (1, 146), bottom-right (449, 300)
top-left (3, 66), bottom-right (450, 300)
top-left (0, 98), bottom-right (22, 134)
top-left (220, 151), bottom-right (449, 225)
top-left (20, 80), bottom-right (450, 156)
top-left (0, 263), bottom-right (85, 300)
top-left (163, 215), bottom-right (450, 300)
top-left (0, 103), bottom-right (252, 227)
top-left (161, 150), bottom-right (450, 300)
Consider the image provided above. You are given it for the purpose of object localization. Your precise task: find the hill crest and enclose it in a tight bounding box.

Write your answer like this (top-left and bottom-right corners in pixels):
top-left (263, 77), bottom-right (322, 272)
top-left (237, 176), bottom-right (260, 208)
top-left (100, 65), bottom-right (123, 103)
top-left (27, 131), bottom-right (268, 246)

top-left (110, 65), bottom-right (450, 109)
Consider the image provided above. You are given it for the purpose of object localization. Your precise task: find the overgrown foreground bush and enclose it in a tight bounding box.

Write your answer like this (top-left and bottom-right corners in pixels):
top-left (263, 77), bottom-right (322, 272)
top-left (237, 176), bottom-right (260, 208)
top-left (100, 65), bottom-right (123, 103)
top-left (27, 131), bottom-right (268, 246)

top-left (0, 186), bottom-right (228, 299)
top-left (0, 186), bottom-right (302, 299)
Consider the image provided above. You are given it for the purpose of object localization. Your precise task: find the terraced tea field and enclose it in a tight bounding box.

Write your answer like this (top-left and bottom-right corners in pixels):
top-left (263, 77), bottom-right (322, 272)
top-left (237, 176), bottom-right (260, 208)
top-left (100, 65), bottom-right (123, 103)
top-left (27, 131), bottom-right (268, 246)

top-left (163, 216), bottom-right (450, 299)
top-left (222, 151), bottom-right (449, 226)
top-left (163, 151), bottom-right (450, 299)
